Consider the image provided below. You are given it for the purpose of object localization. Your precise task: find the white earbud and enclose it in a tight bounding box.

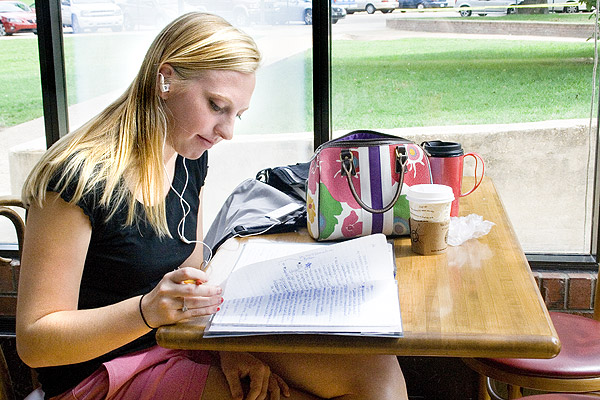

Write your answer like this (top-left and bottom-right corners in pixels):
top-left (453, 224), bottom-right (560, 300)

top-left (159, 73), bottom-right (170, 93)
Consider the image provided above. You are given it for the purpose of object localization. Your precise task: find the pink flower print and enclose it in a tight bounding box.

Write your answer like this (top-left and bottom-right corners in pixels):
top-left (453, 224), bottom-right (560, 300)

top-left (342, 210), bottom-right (363, 238)
top-left (405, 144), bottom-right (425, 179)
top-left (317, 147), bottom-right (361, 209)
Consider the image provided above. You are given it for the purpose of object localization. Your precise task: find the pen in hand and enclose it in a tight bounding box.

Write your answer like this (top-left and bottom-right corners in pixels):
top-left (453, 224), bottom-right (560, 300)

top-left (182, 279), bottom-right (203, 285)
top-left (180, 259), bottom-right (211, 285)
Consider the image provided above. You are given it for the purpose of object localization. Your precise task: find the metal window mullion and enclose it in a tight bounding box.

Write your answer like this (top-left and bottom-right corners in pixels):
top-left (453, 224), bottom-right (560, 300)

top-left (35, 0), bottom-right (69, 148)
top-left (592, 68), bottom-right (600, 264)
top-left (312, 0), bottom-right (331, 150)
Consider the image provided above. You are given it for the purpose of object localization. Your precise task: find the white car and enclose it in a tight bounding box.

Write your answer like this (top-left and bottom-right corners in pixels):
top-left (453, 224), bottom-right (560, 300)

top-left (61, 0), bottom-right (124, 33)
top-left (345, 0), bottom-right (399, 14)
top-left (455, 0), bottom-right (519, 16)
top-left (547, 0), bottom-right (591, 12)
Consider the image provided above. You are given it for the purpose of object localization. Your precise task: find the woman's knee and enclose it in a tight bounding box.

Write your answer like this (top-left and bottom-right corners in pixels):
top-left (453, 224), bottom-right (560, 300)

top-left (345, 355), bottom-right (407, 398)
top-left (201, 366), bottom-right (232, 400)
top-left (254, 352), bottom-right (407, 399)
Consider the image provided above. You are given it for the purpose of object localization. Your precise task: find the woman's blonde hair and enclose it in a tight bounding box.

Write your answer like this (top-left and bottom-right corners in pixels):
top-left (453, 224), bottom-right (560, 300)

top-left (22, 12), bottom-right (261, 236)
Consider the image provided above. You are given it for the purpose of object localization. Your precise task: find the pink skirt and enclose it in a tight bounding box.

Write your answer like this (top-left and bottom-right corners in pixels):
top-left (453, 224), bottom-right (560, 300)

top-left (51, 346), bottom-right (213, 400)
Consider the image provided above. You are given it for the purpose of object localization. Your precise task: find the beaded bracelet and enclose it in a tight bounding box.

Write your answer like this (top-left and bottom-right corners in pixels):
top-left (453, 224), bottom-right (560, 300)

top-left (139, 293), bottom-right (156, 329)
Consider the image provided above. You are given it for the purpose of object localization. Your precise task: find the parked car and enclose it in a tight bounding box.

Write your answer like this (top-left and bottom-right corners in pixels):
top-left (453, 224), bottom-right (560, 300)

top-left (116, 0), bottom-right (167, 29)
top-left (455, 0), bottom-right (519, 16)
top-left (345, 0), bottom-right (398, 14)
top-left (0, 1), bottom-right (36, 36)
top-left (266, 0), bottom-right (346, 24)
top-left (115, 0), bottom-right (198, 30)
top-left (332, 0), bottom-right (356, 8)
top-left (187, 0), bottom-right (262, 25)
top-left (61, 0), bottom-right (124, 33)
top-left (547, 0), bottom-right (590, 12)
top-left (398, 0), bottom-right (448, 10)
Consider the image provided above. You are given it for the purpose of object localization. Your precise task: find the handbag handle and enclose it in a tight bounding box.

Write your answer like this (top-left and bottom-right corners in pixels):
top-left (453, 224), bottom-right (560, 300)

top-left (340, 147), bottom-right (408, 214)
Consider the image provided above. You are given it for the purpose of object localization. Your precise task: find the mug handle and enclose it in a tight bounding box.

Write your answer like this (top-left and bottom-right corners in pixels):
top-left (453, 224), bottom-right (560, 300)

top-left (460, 152), bottom-right (485, 197)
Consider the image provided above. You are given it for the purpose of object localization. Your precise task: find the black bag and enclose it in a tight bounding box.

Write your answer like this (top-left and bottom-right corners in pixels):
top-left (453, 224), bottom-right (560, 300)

top-left (203, 162), bottom-right (309, 257)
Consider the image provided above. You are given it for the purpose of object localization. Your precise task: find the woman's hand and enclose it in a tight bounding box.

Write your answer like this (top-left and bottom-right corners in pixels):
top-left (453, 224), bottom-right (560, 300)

top-left (219, 351), bottom-right (291, 400)
top-left (140, 267), bottom-right (223, 328)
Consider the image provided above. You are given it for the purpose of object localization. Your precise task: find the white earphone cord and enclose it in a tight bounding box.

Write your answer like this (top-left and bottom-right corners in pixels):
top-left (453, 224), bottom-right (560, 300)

top-left (164, 156), bottom-right (213, 270)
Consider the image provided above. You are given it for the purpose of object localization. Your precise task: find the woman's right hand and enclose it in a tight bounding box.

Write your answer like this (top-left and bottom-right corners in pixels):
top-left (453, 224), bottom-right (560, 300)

top-left (139, 267), bottom-right (223, 328)
top-left (219, 351), bottom-right (291, 400)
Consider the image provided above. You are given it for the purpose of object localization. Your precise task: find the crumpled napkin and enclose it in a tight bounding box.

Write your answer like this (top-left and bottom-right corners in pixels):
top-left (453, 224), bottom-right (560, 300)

top-left (447, 213), bottom-right (495, 246)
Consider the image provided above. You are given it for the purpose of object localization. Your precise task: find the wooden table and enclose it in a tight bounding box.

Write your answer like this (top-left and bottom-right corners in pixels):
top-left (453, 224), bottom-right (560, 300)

top-left (157, 177), bottom-right (560, 359)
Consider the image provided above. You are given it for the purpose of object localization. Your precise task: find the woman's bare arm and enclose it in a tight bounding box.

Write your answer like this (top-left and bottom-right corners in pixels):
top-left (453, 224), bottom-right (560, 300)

top-left (16, 192), bottom-right (221, 368)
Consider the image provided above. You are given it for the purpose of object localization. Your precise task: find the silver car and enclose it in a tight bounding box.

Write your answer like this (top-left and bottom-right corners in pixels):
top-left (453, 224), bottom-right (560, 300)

top-left (267, 0), bottom-right (347, 24)
top-left (61, 0), bottom-right (123, 32)
top-left (455, 0), bottom-right (519, 16)
top-left (345, 0), bottom-right (399, 14)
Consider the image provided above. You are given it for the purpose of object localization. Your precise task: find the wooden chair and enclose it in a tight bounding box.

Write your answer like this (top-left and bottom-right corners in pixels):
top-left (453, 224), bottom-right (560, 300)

top-left (0, 345), bottom-right (16, 400)
top-left (463, 275), bottom-right (600, 400)
top-left (0, 197), bottom-right (25, 265)
top-left (0, 198), bottom-right (43, 400)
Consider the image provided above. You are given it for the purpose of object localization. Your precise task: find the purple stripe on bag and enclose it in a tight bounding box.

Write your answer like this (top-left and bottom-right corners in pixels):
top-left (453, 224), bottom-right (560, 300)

top-left (369, 146), bottom-right (383, 233)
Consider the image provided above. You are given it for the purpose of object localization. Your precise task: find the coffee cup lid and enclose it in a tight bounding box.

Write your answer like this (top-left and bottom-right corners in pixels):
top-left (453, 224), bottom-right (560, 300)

top-left (422, 141), bottom-right (463, 157)
top-left (406, 184), bottom-right (455, 204)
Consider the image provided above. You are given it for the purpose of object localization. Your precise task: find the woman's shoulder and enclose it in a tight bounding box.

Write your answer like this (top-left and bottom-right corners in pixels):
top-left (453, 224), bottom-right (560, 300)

top-left (47, 154), bottom-right (100, 197)
top-left (46, 155), bottom-right (111, 225)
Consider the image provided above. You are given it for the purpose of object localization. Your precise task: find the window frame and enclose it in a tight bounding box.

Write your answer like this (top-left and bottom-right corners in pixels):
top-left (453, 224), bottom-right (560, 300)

top-left (33, 0), bottom-right (600, 271)
top-left (35, 0), bottom-right (69, 147)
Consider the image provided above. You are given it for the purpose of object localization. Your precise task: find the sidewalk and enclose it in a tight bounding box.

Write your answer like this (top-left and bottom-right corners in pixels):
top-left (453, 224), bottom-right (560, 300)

top-left (0, 90), bottom-right (122, 197)
top-left (0, 27), bottom-right (313, 197)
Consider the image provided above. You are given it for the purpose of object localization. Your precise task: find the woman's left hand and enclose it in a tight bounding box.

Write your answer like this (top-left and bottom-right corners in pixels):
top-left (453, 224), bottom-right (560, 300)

top-left (219, 351), bottom-right (290, 400)
top-left (140, 267), bottom-right (223, 328)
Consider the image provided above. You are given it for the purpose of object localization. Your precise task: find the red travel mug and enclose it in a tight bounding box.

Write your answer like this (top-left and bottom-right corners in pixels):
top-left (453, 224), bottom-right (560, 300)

top-left (422, 141), bottom-right (485, 217)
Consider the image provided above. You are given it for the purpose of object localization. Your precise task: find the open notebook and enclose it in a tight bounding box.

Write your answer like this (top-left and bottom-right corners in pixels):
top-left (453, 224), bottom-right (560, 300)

top-left (204, 234), bottom-right (402, 338)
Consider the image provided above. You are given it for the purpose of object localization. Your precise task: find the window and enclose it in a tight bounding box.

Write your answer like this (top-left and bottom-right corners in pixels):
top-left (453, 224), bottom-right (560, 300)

top-left (331, 7), bottom-right (598, 255)
top-left (18, 0), bottom-right (600, 265)
top-left (0, 3), bottom-right (42, 247)
top-left (33, 0), bottom-right (316, 228)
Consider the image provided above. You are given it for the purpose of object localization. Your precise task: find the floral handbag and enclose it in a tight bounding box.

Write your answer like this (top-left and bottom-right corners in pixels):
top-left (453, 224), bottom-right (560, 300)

top-left (306, 130), bottom-right (433, 241)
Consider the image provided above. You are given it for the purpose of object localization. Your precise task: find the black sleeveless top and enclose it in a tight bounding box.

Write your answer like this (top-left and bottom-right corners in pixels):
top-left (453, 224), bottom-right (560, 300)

top-left (36, 154), bottom-right (208, 398)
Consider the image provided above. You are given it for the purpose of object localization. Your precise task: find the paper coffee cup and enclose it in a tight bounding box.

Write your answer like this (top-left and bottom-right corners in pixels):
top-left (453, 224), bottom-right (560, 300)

top-left (406, 184), bottom-right (454, 255)
top-left (405, 184), bottom-right (455, 222)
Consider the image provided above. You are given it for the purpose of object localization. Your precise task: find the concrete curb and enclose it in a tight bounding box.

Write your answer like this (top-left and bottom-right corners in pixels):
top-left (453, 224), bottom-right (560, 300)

top-left (387, 18), bottom-right (596, 38)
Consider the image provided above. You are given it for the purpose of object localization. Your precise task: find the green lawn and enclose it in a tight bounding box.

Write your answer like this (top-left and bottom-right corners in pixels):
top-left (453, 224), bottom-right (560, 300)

top-left (0, 39), bottom-right (42, 127)
top-left (0, 30), bottom-right (596, 132)
top-left (327, 38), bottom-right (595, 129)
top-left (0, 33), bottom-right (150, 128)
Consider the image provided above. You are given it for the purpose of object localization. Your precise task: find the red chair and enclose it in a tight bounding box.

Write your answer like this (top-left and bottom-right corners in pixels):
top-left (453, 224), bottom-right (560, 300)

top-left (463, 310), bottom-right (600, 399)
top-left (522, 395), bottom-right (600, 400)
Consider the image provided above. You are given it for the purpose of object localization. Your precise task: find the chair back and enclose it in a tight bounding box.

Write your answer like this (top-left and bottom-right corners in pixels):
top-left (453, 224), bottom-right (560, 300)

top-left (0, 346), bottom-right (16, 400)
top-left (0, 197), bottom-right (25, 263)
top-left (0, 198), bottom-right (35, 399)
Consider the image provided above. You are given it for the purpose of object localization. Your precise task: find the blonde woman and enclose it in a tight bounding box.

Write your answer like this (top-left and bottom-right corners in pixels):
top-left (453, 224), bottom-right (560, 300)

top-left (16, 12), bottom-right (408, 400)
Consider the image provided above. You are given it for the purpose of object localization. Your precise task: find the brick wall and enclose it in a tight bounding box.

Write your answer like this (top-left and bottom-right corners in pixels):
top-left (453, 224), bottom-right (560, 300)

top-left (534, 270), bottom-right (597, 318)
